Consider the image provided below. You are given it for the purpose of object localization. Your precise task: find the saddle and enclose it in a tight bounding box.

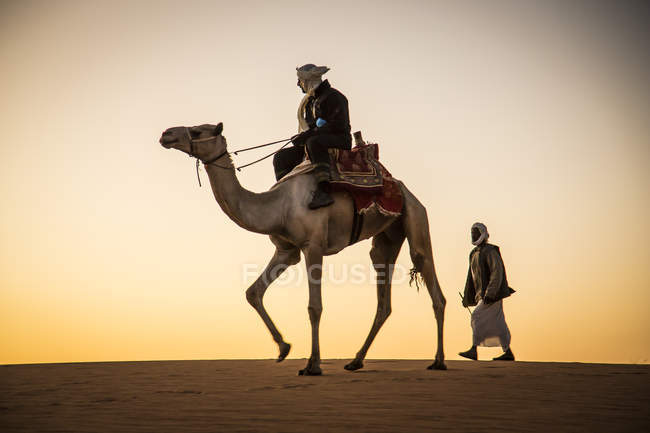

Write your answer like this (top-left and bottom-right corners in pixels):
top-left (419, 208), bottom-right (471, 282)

top-left (273, 140), bottom-right (403, 218)
top-left (327, 143), bottom-right (403, 217)
top-left (328, 143), bottom-right (383, 190)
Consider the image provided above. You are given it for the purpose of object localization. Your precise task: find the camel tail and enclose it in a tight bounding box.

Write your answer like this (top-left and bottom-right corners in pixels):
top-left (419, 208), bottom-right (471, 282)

top-left (409, 267), bottom-right (425, 292)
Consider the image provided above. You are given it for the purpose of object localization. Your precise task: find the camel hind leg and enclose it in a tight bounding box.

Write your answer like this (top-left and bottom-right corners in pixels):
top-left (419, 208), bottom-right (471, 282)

top-left (345, 225), bottom-right (405, 371)
top-left (400, 183), bottom-right (447, 370)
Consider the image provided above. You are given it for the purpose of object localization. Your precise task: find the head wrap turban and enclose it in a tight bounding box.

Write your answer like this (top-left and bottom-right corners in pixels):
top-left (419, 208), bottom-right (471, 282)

top-left (296, 64), bottom-right (330, 80)
top-left (472, 222), bottom-right (489, 246)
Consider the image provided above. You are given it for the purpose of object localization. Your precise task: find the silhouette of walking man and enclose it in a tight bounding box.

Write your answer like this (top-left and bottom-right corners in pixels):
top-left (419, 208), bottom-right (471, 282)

top-left (460, 223), bottom-right (516, 361)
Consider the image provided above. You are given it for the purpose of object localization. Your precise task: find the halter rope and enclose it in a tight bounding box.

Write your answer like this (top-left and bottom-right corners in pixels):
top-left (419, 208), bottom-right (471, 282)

top-left (184, 127), bottom-right (293, 186)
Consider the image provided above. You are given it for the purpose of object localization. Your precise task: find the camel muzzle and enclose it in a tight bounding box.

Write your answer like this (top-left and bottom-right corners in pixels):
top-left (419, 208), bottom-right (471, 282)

top-left (159, 132), bottom-right (178, 148)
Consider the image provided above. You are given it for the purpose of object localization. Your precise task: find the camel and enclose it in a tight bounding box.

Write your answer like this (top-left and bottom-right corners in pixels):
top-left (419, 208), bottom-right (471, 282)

top-left (159, 123), bottom-right (446, 375)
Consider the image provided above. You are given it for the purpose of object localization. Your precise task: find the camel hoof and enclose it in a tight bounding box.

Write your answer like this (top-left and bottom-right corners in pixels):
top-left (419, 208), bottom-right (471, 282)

top-left (344, 360), bottom-right (364, 371)
top-left (427, 360), bottom-right (447, 370)
top-left (277, 342), bottom-right (291, 362)
top-left (298, 365), bottom-right (322, 376)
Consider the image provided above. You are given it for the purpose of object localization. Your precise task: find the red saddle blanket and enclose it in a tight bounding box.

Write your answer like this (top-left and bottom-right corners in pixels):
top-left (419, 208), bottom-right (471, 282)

top-left (328, 143), bottom-right (403, 216)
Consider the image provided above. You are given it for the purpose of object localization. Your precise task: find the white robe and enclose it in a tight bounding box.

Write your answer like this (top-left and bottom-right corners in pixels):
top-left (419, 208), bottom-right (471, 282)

top-left (471, 299), bottom-right (511, 350)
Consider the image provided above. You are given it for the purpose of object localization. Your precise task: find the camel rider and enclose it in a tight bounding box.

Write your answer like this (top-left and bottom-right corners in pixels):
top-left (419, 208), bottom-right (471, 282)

top-left (292, 64), bottom-right (352, 209)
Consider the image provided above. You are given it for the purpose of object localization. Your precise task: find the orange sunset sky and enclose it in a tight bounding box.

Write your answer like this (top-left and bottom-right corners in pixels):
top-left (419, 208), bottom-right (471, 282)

top-left (1, 0), bottom-right (649, 365)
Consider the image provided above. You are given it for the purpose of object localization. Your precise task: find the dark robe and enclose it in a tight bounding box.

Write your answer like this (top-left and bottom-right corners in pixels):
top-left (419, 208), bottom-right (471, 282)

top-left (463, 243), bottom-right (515, 307)
top-left (274, 80), bottom-right (352, 181)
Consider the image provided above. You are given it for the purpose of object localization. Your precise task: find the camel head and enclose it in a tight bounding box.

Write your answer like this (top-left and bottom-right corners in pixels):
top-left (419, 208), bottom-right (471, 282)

top-left (159, 122), bottom-right (226, 162)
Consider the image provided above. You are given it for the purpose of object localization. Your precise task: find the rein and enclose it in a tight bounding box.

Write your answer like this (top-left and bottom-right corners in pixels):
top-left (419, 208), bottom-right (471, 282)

top-left (184, 127), bottom-right (292, 187)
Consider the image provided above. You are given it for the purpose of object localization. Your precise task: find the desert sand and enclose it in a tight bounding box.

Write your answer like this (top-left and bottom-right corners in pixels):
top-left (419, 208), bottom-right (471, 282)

top-left (1, 359), bottom-right (648, 432)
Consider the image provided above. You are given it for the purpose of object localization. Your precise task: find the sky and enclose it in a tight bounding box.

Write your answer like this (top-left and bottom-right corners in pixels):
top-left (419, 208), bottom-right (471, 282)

top-left (1, 0), bottom-right (649, 365)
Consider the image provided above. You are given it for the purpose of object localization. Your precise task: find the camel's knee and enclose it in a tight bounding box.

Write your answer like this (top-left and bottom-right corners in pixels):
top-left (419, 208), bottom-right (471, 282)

top-left (432, 295), bottom-right (446, 317)
top-left (307, 304), bottom-right (322, 322)
top-left (246, 288), bottom-right (262, 309)
top-left (432, 285), bottom-right (446, 306)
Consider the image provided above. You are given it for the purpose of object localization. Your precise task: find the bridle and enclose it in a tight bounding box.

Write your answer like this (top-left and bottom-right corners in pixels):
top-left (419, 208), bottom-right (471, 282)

top-left (184, 127), bottom-right (232, 187)
top-left (185, 127), bottom-right (230, 165)
top-left (183, 126), bottom-right (292, 187)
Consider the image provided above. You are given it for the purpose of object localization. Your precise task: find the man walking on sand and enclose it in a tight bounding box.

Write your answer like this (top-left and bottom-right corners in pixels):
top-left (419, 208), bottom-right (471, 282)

top-left (460, 222), bottom-right (516, 361)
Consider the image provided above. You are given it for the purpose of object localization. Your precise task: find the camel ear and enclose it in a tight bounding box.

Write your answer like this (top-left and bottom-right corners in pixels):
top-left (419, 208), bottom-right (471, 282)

top-left (215, 122), bottom-right (223, 136)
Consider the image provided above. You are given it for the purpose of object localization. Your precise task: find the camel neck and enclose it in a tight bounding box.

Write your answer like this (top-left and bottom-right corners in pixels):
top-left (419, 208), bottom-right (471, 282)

top-left (203, 161), bottom-right (281, 235)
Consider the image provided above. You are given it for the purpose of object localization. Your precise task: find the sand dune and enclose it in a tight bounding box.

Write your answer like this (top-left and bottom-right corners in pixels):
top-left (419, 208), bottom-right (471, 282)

top-left (1, 360), bottom-right (648, 432)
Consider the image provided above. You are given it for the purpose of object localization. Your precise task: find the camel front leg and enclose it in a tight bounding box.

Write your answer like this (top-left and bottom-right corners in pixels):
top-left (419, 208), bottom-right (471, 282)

top-left (299, 248), bottom-right (323, 376)
top-left (245, 248), bottom-right (299, 362)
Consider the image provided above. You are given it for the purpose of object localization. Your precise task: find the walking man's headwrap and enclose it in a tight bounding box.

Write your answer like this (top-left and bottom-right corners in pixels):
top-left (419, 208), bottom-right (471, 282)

top-left (471, 222), bottom-right (489, 246)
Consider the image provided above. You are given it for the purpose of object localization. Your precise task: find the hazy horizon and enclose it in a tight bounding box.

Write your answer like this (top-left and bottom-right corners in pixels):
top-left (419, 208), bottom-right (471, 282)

top-left (1, 0), bottom-right (649, 365)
